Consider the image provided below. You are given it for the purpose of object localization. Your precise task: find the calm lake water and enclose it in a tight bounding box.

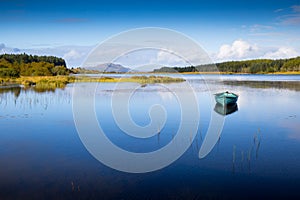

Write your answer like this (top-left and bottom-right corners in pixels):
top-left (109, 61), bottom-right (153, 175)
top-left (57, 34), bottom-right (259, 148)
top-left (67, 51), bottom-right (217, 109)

top-left (1, 74), bottom-right (300, 199)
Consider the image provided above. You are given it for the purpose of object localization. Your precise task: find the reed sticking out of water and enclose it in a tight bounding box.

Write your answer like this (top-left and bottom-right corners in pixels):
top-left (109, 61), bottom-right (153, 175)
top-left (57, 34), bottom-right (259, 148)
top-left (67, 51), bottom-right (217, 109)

top-left (255, 128), bottom-right (262, 159)
top-left (232, 145), bottom-right (236, 174)
top-left (253, 134), bottom-right (257, 145)
top-left (195, 138), bottom-right (199, 152)
top-left (217, 137), bottom-right (221, 153)
top-left (199, 130), bottom-right (203, 142)
top-left (233, 145), bottom-right (236, 163)
top-left (157, 124), bottom-right (161, 146)
top-left (71, 181), bottom-right (80, 192)
top-left (71, 181), bottom-right (74, 191)
top-left (229, 128), bottom-right (262, 174)
top-left (189, 132), bottom-right (193, 144)
top-left (241, 150), bottom-right (244, 171)
top-left (247, 149), bottom-right (251, 173)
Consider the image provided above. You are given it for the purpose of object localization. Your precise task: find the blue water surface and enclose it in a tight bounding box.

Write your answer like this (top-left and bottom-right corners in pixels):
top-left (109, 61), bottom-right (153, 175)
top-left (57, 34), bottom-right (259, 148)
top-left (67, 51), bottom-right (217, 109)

top-left (0, 75), bottom-right (300, 199)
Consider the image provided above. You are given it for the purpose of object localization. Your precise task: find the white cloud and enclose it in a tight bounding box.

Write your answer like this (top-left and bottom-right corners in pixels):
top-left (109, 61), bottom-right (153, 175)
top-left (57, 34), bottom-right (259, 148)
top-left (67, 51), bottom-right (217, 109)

top-left (214, 39), bottom-right (299, 62)
top-left (291, 5), bottom-right (300, 13)
top-left (280, 15), bottom-right (300, 25)
top-left (63, 49), bottom-right (88, 67)
top-left (63, 49), bottom-right (84, 60)
top-left (250, 24), bottom-right (273, 32)
top-left (0, 43), bottom-right (5, 50)
top-left (216, 39), bottom-right (259, 60)
top-left (278, 5), bottom-right (300, 25)
top-left (274, 8), bottom-right (284, 13)
top-left (0, 43), bottom-right (21, 54)
top-left (263, 47), bottom-right (298, 59)
top-left (0, 44), bottom-right (93, 67)
top-left (156, 50), bottom-right (187, 66)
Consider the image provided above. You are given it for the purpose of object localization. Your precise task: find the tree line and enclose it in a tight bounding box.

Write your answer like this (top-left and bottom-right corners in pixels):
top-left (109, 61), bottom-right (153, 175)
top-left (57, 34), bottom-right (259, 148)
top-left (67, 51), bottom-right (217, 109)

top-left (153, 57), bottom-right (300, 73)
top-left (0, 53), bottom-right (70, 77)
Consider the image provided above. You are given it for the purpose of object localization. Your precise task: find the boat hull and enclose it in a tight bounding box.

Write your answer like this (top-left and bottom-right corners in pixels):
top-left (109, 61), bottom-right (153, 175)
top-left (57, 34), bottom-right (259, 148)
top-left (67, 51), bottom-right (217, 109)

top-left (214, 103), bottom-right (238, 116)
top-left (214, 92), bottom-right (238, 105)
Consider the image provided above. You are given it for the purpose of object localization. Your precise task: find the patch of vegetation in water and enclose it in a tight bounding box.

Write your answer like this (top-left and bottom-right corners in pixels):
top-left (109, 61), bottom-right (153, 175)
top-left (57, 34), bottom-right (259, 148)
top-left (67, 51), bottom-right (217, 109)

top-left (224, 80), bottom-right (300, 91)
top-left (1, 75), bottom-right (185, 91)
top-left (121, 75), bottom-right (185, 83)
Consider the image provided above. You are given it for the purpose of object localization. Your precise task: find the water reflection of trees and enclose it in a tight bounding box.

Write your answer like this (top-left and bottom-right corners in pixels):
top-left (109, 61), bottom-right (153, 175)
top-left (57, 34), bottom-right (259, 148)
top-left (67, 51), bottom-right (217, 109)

top-left (0, 86), bottom-right (70, 110)
top-left (0, 86), bottom-right (21, 98)
top-left (0, 86), bottom-right (60, 97)
top-left (223, 80), bottom-right (300, 91)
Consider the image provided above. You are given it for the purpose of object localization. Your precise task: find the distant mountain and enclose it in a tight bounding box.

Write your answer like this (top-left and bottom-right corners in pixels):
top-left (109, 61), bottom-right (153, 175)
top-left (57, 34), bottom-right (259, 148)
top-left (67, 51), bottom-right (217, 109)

top-left (88, 63), bottom-right (131, 72)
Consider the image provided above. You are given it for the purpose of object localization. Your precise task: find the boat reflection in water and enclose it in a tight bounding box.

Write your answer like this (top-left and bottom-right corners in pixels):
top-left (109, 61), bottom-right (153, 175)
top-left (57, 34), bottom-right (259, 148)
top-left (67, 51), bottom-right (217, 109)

top-left (214, 103), bottom-right (238, 116)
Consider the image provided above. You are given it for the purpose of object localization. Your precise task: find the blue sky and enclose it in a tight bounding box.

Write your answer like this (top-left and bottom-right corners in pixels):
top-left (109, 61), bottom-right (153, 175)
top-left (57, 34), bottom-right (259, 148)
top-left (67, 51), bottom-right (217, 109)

top-left (1, 0), bottom-right (300, 67)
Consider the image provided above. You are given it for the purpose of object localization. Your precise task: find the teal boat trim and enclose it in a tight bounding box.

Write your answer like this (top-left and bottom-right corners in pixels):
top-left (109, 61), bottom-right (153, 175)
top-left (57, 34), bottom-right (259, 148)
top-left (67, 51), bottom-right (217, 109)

top-left (214, 91), bottom-right (239, 105)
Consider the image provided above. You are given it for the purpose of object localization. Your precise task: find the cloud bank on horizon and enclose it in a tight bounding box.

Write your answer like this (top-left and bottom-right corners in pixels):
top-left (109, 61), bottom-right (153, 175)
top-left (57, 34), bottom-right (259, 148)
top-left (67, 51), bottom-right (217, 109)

top-left (215, 39), bottom-right (299, 61)
top-left (0, 0), bottom-right (300, 68)
top-left (1, 40), bottom-right (299, 68)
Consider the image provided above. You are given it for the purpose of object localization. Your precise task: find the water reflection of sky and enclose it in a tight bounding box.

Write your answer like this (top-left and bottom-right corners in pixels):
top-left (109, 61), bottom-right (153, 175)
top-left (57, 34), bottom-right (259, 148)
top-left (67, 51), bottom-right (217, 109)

top-left (82, 73), bottom-right (300, 81)
top-left (1, 75), bottom-right (300, 199)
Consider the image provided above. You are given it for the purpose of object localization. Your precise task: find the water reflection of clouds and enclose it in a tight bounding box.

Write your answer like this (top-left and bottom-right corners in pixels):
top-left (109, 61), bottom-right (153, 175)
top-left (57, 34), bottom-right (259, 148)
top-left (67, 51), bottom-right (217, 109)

top-left (151, 85), bottom-right (177, 102)
top-left (279, 119), bottom-right (300, 140)
top-left (128, 84), bottom-right (180, 128)
top-left (227, 87), bottom-right (298, 112)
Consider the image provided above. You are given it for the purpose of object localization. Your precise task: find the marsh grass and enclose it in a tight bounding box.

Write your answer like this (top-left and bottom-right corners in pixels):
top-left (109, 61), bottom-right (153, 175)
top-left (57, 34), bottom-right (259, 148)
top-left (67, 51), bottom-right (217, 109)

top-left (121, 75), bottom-right (185, 84)
top-left (0, 75), bottom-right (185, 90)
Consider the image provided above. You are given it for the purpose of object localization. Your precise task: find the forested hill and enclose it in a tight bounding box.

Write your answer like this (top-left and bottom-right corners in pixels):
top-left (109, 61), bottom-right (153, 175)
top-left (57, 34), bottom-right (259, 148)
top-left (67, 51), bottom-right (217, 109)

top-left (0, 53), bottom-right (69, 77)
top-left (153, 57), bottom-right (300, 74)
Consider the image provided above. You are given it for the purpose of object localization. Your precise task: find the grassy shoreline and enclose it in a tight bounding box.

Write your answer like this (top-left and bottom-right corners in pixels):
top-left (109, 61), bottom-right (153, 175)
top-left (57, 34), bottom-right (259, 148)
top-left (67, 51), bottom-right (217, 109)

top-left (0, 75), bottom-right (185, 90)
top-left (119, 71), bottom-right (300, 75)
top-left (158, 71), bottom-right (300, 75)
top-left (1, 72), bottom-right (299, 91)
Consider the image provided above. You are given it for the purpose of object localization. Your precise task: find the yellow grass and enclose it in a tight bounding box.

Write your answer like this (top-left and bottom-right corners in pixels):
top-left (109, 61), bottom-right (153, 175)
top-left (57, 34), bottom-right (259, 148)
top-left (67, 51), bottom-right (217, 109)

top-left (269, 71), bottom-right (300, 75)
top-left (180, 71), bottom-right (300, 75)
top-left (0, 75), bottom-right (185, 90)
